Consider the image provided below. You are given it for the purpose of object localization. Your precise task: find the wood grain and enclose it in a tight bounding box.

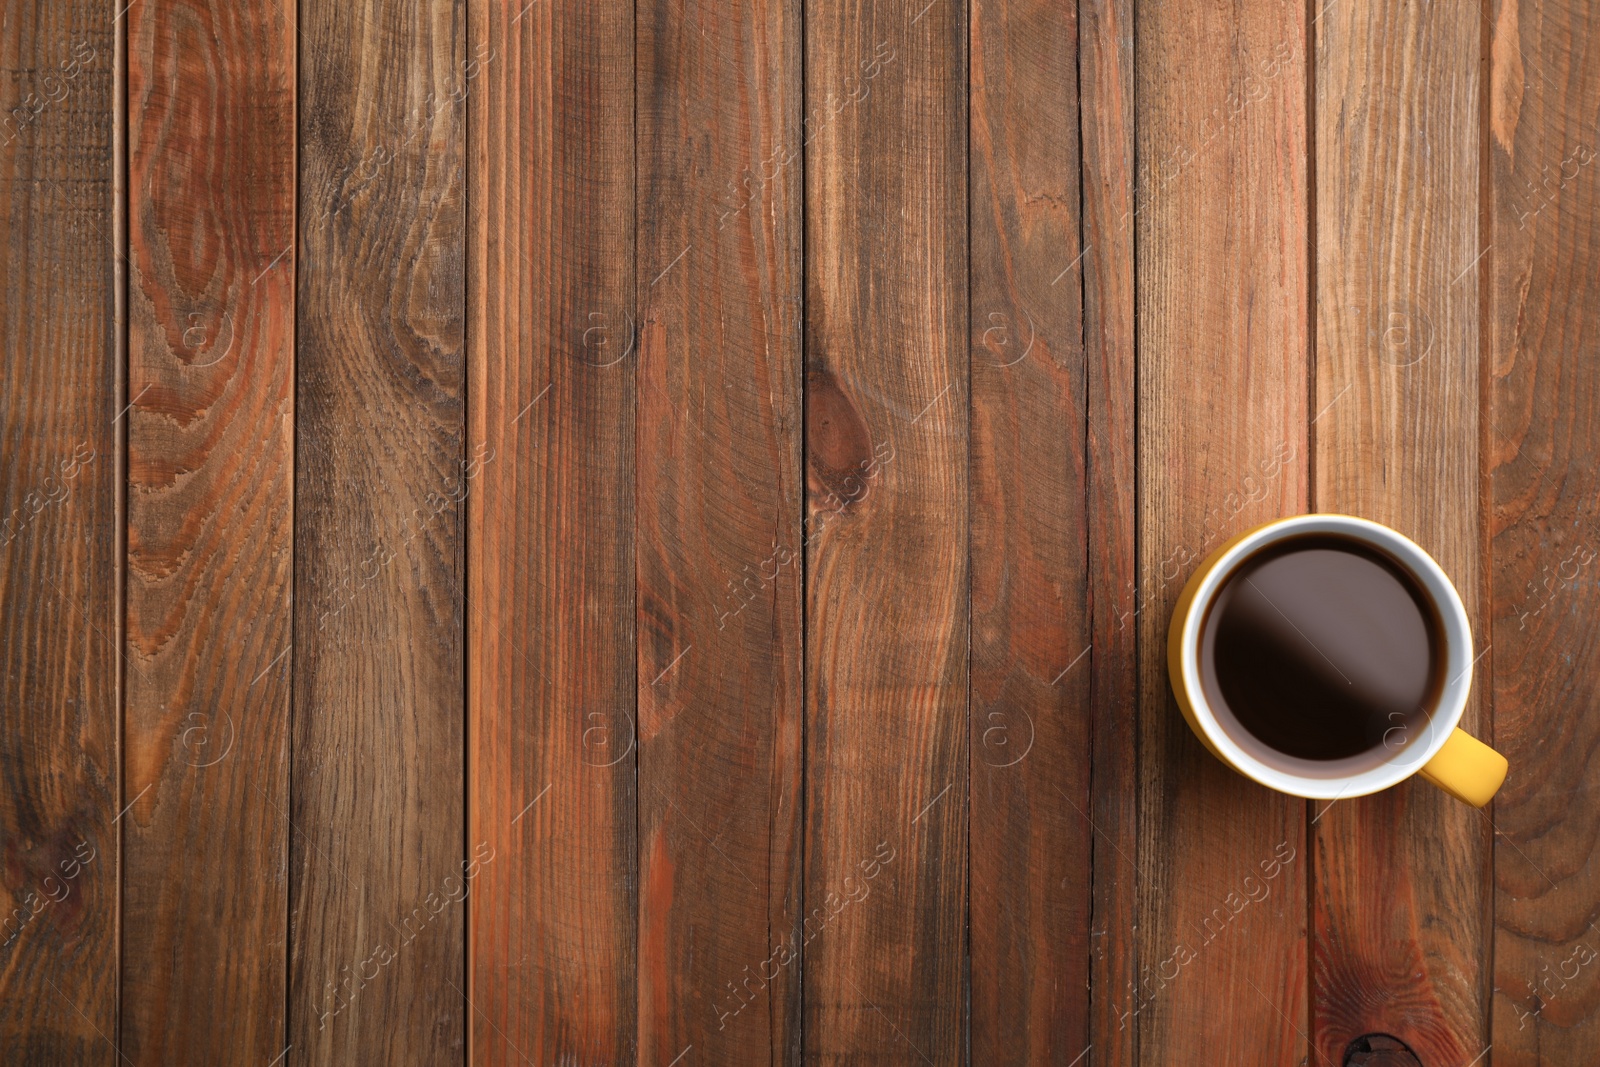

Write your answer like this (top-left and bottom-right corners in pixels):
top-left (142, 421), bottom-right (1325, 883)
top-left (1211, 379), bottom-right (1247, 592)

top-left (803, 1), bottom-right (968, 1063)
top-left (968, 0), bottom-right (1091, 1061)
top-left (1310, 1), bottom-right (1488, 1062)
top-left (1488, 1), bottom-right (1600, 1062)
top-left (1134, 0), bottom-right (1310, 1061)
top-left (467, 1), bottom-right (637, 1064)
top-left (5, 1), bottom-right (1595, 1060)
top-left (122, 0), bottom-right (293, 1060)
top-left (294, 0), bottom-right (465, 1061)
top-left (1079, 0), bottom-right (1139, 1061)
top-left (635, 0), bottom-right (804, 1064)
top-left (0, 2), bottom-right (118, 1061)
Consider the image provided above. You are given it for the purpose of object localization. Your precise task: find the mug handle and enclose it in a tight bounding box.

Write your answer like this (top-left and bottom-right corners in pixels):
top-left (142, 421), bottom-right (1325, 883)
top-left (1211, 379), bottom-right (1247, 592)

top-left (1418, 729), bottom-right (1508, 807)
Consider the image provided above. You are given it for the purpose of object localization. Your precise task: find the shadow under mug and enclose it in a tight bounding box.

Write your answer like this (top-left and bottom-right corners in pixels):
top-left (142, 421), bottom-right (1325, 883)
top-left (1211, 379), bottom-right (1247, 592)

top-left (1166, 514), bottom-right (1508, 807)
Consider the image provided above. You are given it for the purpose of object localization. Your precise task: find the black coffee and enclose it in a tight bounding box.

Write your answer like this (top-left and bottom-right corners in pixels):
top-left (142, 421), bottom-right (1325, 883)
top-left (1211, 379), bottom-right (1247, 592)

top-left (1198, 534), bottom-right (1444, 777)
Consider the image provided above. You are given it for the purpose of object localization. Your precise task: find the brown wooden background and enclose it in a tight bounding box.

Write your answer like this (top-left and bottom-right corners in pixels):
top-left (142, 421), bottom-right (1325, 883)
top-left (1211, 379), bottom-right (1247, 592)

top-left (0, 0), bottom-right (1595, 1063)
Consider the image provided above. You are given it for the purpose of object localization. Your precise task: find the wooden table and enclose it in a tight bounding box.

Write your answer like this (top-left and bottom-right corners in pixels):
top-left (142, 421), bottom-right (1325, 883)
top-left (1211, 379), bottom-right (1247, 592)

top-left (0, 0), bottom-right (1593, 1064)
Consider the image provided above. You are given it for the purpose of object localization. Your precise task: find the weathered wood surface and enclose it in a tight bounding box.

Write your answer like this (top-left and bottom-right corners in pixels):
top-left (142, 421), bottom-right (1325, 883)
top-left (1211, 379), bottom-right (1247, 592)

top-left (1311, 0), bottom-right (1489, 1062)
top-left (1488, 1), bottom-right (1600, 1064)
top-left (468, 1), bottom-right (637, 1065)
top-left (1080, 0), bottom-right (1140, 1061)
top-left (1134, 0), bottom-right (1311, 1061)
top-left (123, 0), bottom-right (295, 1061)
top-left (803, 1), bottom-right (969, 1063)
top-left (0, 2), bottom-right (1593, 1063)
top-left (969, 0), bottom-right (1092, 1061)
top-left (635, 0), bottom-right (805, 1063)
top-left (294, 0), bottom-right (466, 1061)
top-left (0, 2), bottom-right (117, 1061)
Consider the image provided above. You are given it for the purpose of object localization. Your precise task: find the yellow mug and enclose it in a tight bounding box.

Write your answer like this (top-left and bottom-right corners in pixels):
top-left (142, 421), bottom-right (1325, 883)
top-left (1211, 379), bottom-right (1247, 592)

top-left (1167, 514), bottom-right (1508, 806)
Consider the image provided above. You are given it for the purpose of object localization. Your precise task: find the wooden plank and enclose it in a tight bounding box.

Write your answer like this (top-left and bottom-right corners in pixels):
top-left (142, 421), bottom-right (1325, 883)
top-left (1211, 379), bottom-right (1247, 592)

top-left (0, 2), bottom-right (118, 1060)
top-left (1309, 1), bottom-right (1487, 1062)
top-left (466, 1), bottom-right (636, 1064)
top-left (1134, 1), bottom-right (1309, 1061)
top-left (968, 0), bottom-right (1091, 1061)
top-left (803, 1), bottom-right (967, 1062)
top-left (121, 0), bottom-right (294, 1061)
top-left (1079, 0), bottom-right (1139, 1060)
top-left (293, 0), bottom-right (465, 1060)
top-left (635, 0), bottom-right (803, 1064)
top-left (1488, 2), bottom-right (1600, 1062)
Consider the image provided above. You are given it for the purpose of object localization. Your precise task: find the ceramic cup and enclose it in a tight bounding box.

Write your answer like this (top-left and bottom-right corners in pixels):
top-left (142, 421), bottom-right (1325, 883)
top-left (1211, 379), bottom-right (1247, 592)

top-left (1166, 514), bottom-right (1508, 806)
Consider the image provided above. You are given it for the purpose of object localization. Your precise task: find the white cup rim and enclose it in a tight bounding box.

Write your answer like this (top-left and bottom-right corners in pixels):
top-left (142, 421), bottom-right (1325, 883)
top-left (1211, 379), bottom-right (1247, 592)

top-left (1178, 514), bottom-right (1473, 799)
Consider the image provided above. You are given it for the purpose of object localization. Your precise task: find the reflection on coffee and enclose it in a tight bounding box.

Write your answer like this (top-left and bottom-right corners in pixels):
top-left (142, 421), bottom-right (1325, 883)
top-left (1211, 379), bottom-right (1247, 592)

top-left (1198, 534), bottom-right (1444, 778)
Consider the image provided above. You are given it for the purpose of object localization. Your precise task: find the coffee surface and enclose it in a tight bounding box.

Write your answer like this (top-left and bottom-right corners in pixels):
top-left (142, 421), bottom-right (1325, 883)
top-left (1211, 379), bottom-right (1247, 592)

top-left (1198, 534), bottom-right (1443, 776)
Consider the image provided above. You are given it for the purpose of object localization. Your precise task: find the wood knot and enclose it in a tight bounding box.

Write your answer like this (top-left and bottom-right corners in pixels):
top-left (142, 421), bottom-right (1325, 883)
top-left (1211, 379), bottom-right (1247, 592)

top-left (1343, 1034), bottom-right (1422, 1067)
top-left (806, 367), bottom-right (877, 512)
top-left (1, 821), bottom-right (98, 944)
